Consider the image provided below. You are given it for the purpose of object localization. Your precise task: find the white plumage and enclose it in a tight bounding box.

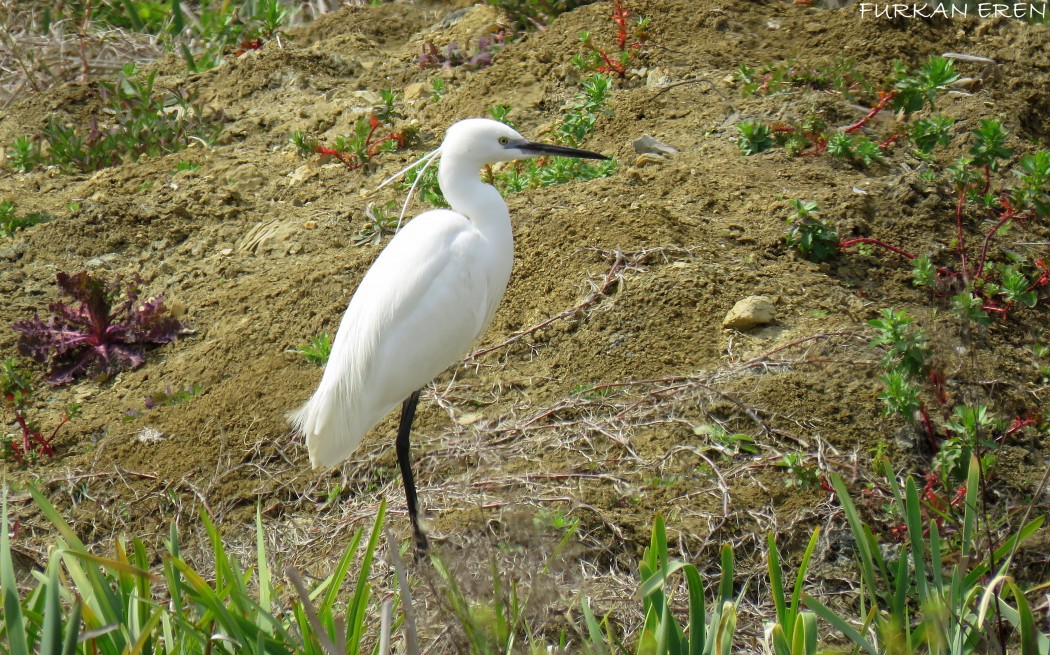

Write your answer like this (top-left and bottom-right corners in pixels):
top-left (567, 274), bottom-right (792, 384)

top-left (289, 118), bottom-right (607, 551)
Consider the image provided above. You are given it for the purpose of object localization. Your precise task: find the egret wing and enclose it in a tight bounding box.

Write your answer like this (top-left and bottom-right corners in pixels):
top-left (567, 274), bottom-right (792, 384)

top-left (292, 211), bottom-right (496, 468)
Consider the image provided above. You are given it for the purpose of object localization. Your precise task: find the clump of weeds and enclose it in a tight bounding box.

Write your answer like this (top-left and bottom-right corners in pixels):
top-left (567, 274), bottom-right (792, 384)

top-left (13, 271), bottom-right (185, 385)
top-left (419, 33), bottom-right (504, 70)
top-left (785, 120), bottom-right (1049, 322)
top-left (353, 201), bottom-right (399, 246)
top-left (784, 199), bottom-right (838, 263)
top-left (0, 200), bottom-right (51, 237)
top-left (573, 0), bottom-right (650, 79)
top-left (494, 73), bottom-right (617, 193)
top-left (736, 55), bottom-right (959, 164)
top-left (7, 65), bottom-right (221, 173)
top-left (735, 57), bottom-right (871, 98)
top-left (867, 308), bottom-right (1040, 494)
top-left (293, 333), bottom-right (332, 366)
top-left (839, 120), bottom-right (1050, 320)
top-left (1, 358), bottom-right (79, 463)
top-left (308, 91), bottom-right (413, 172)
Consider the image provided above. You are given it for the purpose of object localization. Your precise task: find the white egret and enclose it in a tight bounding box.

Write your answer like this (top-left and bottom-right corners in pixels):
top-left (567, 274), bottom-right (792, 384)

top-left (291, 118), bottom-right (608, 553)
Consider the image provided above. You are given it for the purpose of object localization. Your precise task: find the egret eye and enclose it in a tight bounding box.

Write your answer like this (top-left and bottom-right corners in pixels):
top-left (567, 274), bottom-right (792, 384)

top-left (498, 136), bottom-right (510, 145)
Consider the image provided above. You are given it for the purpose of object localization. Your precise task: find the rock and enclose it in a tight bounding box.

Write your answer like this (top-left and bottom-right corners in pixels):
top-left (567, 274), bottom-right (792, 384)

top-left (403, 82), bottom-right (427, 101)
top-left (723, 296), bottom-right (776, 330)
top-left (136, 427), bottom-right (165, 444)
top-left (303, 220), bottom-right (318, 230)
top-left (168, 299), bottom-right (188, 318)
top-left (220, 248), bottom-right (234, 256)
top-left (287, 164), bottom-right (317, 185)
top-left (633, 153), bottom-right (667, 167)
top-left (633, 134), bottom-right (678, 157)
top-left (646, 67), bottom-right (673, 87)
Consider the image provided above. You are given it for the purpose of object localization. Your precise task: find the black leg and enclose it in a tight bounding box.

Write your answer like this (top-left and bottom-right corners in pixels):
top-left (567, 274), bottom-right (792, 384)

top-left (397, 390), bottom-right (429, 556)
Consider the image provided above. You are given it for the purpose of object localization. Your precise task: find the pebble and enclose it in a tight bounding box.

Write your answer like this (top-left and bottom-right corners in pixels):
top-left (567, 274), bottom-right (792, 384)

top-left (723, 296), bottom-right (776, 330)
top-left (633, 153), bottom-right (667, 167)
top-left (220, 248), bottom-right (234, 256)
top-left (136, 427), bottom-right (166, 444)
top-left (633, 135), bottom-right (678, 157)
top-left (303, 220), bottom-right (318, 229)
top-left (168, 299), bottom-right (188, 318)
top-left (403, 82), bottom-right (427, 101)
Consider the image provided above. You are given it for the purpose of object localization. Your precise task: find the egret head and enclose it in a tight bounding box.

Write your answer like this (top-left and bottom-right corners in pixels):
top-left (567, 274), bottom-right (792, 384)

top-left (441, 118), bottom-right (608, 167)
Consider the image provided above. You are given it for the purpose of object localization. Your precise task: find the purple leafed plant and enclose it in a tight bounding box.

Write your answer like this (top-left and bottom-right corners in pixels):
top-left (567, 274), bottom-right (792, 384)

top-left (13, 271), bottom-right (185, 385)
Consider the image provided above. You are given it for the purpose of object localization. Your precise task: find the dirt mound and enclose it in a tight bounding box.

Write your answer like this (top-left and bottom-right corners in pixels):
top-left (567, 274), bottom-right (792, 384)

top-left (1, 0), bottom-right (1048, 646)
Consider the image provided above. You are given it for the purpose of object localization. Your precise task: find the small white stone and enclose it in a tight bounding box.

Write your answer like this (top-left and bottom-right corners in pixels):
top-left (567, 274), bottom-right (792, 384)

top-left (723, 296), bottom-right (776, 330)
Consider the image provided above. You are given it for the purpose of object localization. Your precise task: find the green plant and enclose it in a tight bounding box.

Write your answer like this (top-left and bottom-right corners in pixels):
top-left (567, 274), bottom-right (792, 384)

top-left (935, 404), bottom-right (1002, 482)
top-left (6, 136), bottom-right (41, 172)
top-left (402, 163), bottom-right (448, 208)
top-left (353, 201), bottom-right (399, 246)
top-left (295, 332), bottom-right (333, 366)
top-left (145, 382), bottom-right (204, 409)
top-left (0, 200), bottom-right (51, 237)
top-left (736, 120), bottom-right (773, 156)
top-left (172, 0), bottom-right (294, 72)
top-left (804, 460), bottom-right (1047, 655)
top-left (0, 485), bottom-right (399, 654)
top-left (430, 77), bottom-right (448, 101)
top-left (784, 200), bottom-right (838, 263)
top-left (488, 103), bottom-right (514, 127)
top-left (868, 308), bottom-right (932, 378)
top-left (580, 515), bottom-right (737, 654)
top-left (695, 423), bottom-right (759, 457)
top-left (292, 130), bottom-right (319, 157)
top-left (777, 452), bottom-right (819, 489)
top-left (890, 55), bottom-right (960, 113)
top-left (911, 116), bottom-right (956, 154)
top-left (8, 67), bottom-right (220, 173)
top-left (766, 529), bottom-right (821, 655)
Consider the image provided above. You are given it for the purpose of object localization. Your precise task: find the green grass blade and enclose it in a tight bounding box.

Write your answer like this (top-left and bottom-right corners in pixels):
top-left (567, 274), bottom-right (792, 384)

top-left (767, 532), bottom-right (788, 627)
top-left (830, 474), bottom-right (880, 607)
top-left (256, 503), bottom-right (273, 633)
top-left (346, 499), bottom-right (386, 654)
top-left (718, 544), bottom-right (734, 605)
top-left (2, 490), bottom-right (31, 655)
top-left (715, 600), bottom-right (736, 655)
top-left (800, 612), bottom-right (817, 655)
top-left (770, 625), bottom-right (791, 655)
top-left (321, 526), bottom-right (365, 614)
top-left (802, 595), bottom-right (879, 655)
top-left (27, 486), bottom-right (87, 551)
top-left (903, 477), bottom-right (928, 602)
top-left (39, 561), bottom-right (63, 655)
top-left (61, 599), bottom-right (82, 655)
top-left (119, 0), bottom-right (146, 31)
top-left (791, 529), bottom-right (819, 620)
top-left (581, 597), bottom-right (610, 655)
top-left (684, 564), bottom-right (706, 655)
top-left (1005, 580), bottom-right (1039, 655)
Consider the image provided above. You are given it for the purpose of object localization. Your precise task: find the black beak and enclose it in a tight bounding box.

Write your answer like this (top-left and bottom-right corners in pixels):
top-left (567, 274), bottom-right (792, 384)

top-left (518, 141), bottom-right (609, 160)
